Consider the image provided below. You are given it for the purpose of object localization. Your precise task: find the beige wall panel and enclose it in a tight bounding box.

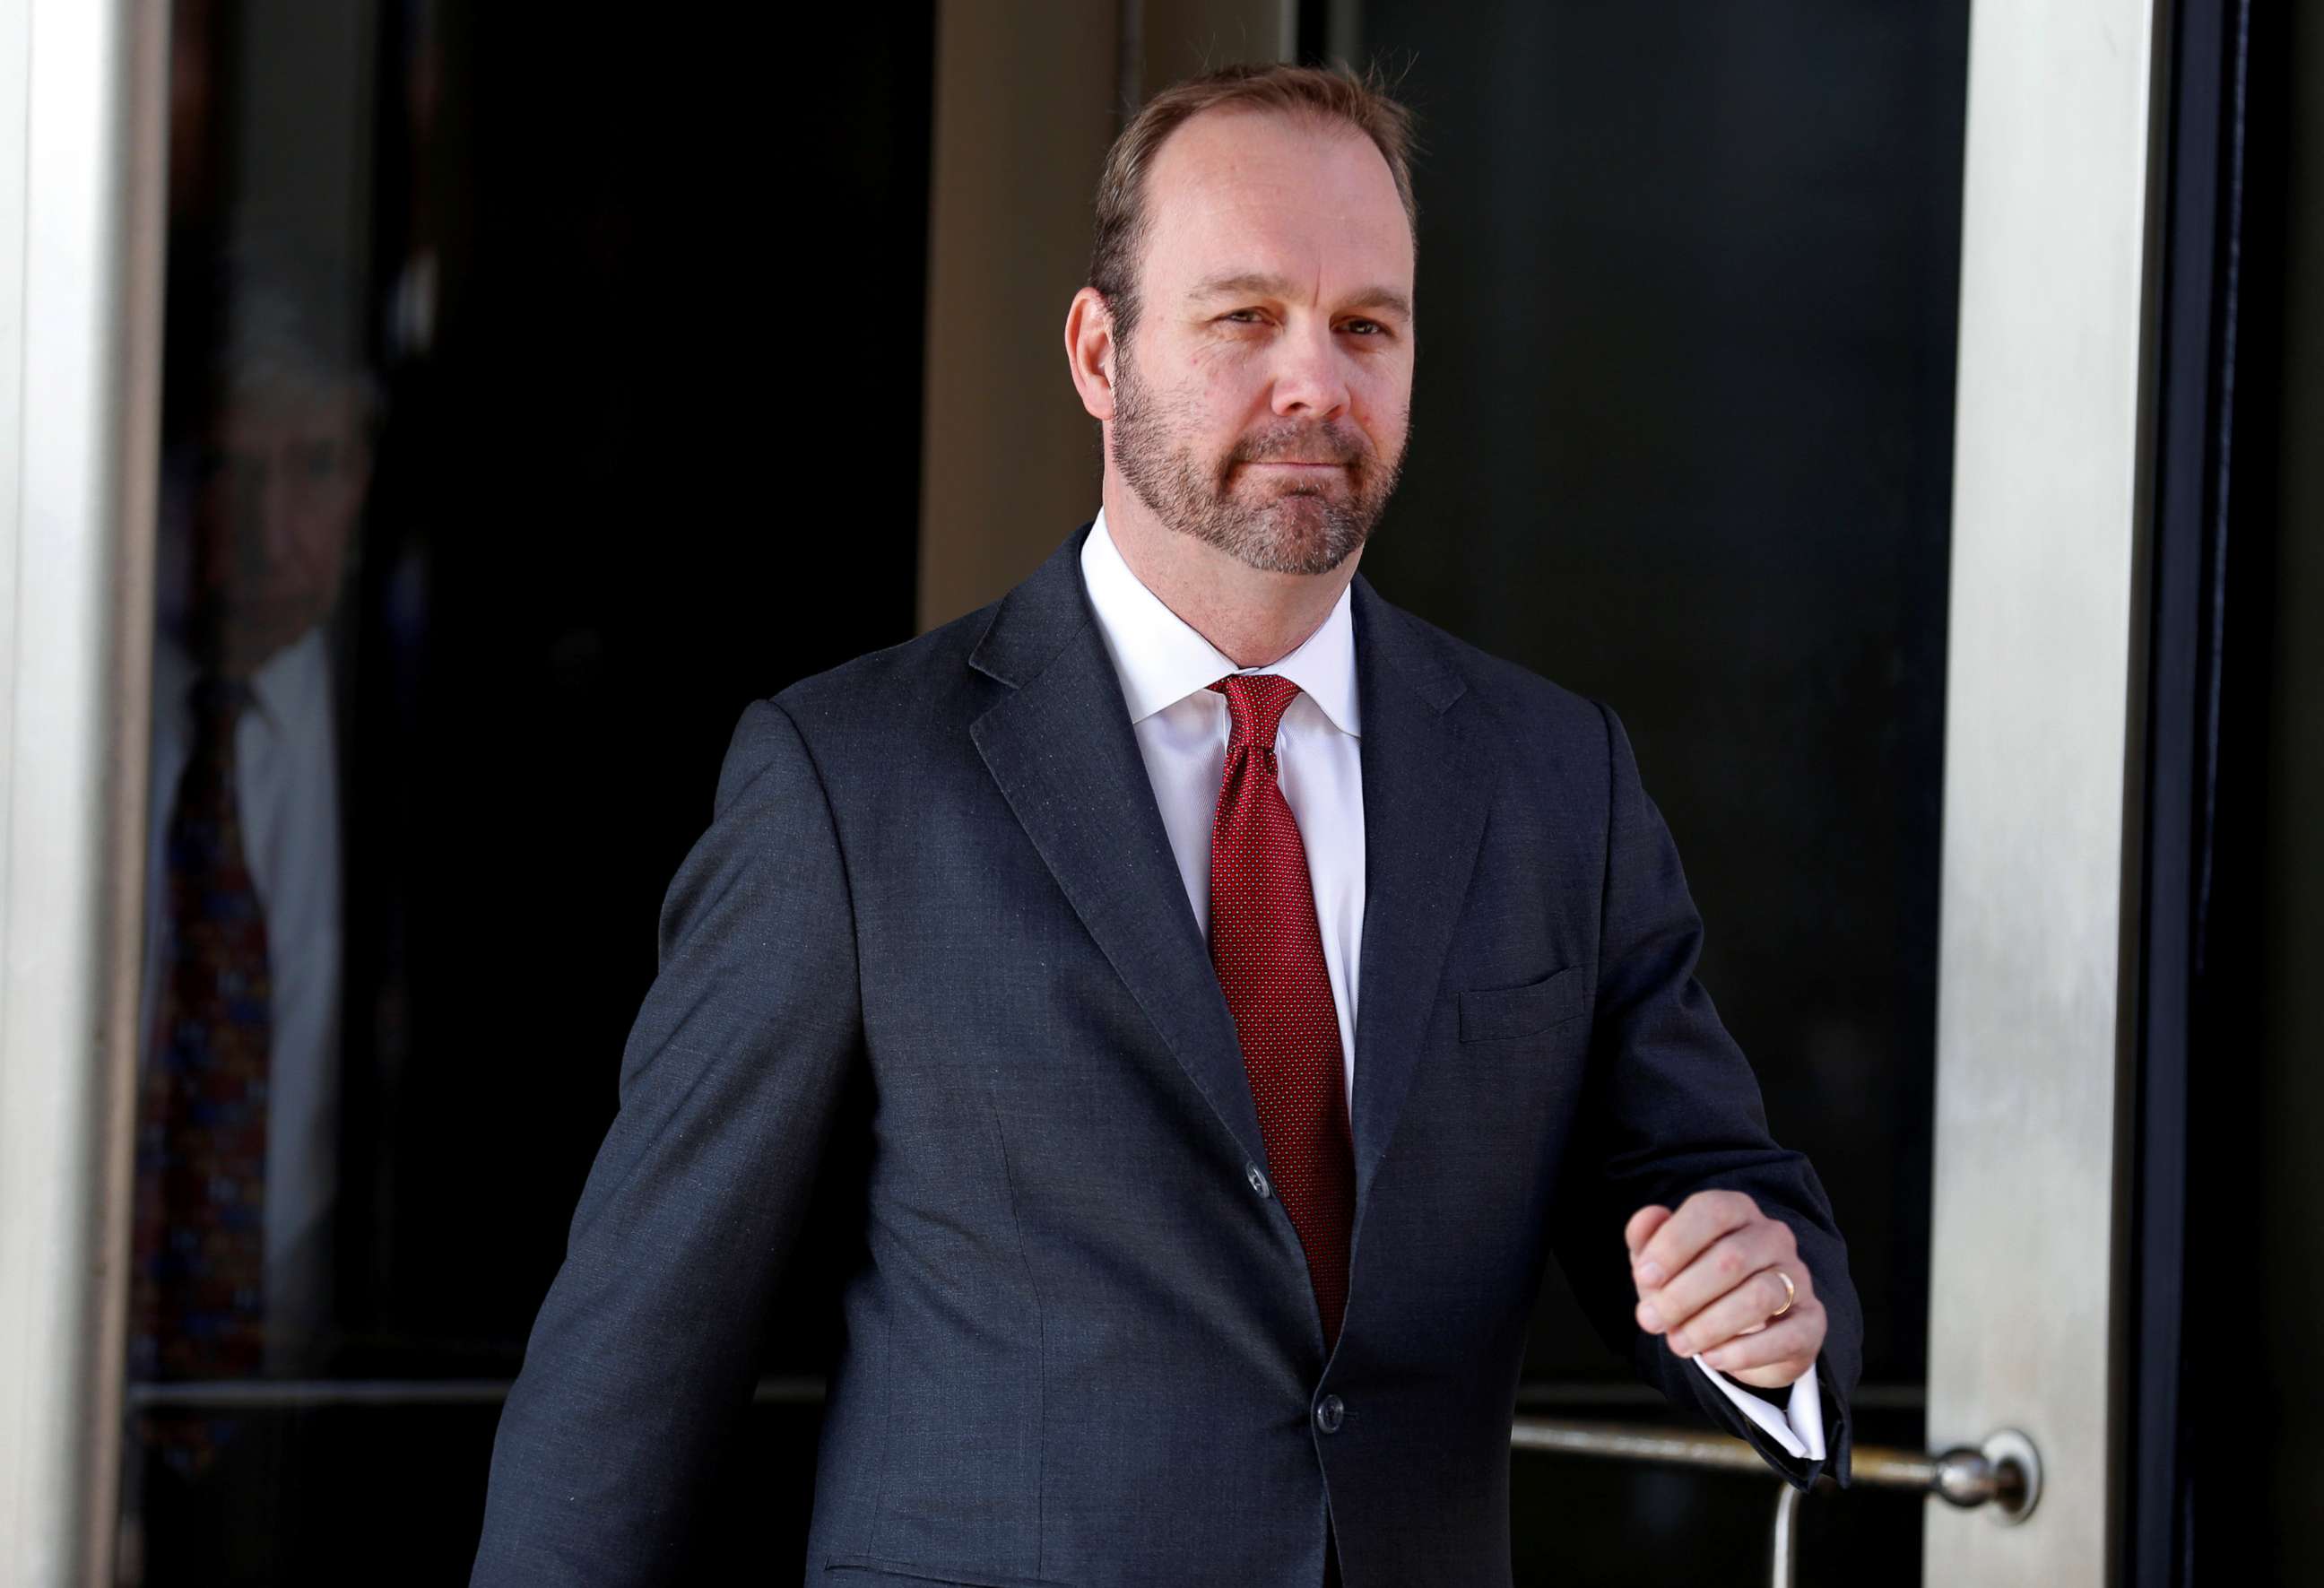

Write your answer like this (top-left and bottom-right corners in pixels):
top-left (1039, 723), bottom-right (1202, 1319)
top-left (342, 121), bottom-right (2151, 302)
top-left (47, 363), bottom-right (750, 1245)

top-left (1135, 0), bottom-right (1294, 100)
top-left (915, 0), bottom-right (1292, 631)
top-left (915, 1), bottom-right (1122, 631)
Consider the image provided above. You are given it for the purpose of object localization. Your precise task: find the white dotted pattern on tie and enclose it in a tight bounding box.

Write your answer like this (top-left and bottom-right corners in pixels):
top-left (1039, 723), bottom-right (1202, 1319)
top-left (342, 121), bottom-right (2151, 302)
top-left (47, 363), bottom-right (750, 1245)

top-left (1206, 673), bottom-right (1357, 1348)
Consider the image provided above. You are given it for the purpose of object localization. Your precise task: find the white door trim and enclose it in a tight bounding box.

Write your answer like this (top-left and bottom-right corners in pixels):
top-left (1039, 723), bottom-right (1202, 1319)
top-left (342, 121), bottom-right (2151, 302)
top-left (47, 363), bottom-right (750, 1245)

top-left (1926, 0), bottom-right (2164, 1581)
top-left (0, 3), bottom-right (169, 1584)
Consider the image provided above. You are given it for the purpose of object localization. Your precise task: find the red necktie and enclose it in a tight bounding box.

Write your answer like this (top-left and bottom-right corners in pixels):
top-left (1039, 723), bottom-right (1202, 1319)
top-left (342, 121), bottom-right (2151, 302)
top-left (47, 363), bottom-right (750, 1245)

top-left (1206, 673), bottom-right (1357, 1351)
top-left (129, 673), bottom-right (273, 1475)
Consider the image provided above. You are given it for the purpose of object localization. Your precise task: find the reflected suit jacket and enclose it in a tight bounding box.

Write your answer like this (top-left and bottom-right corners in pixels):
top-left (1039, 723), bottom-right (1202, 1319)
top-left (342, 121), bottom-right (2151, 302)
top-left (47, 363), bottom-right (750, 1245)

top-left (470, 522), bottom-right (1863, 1587)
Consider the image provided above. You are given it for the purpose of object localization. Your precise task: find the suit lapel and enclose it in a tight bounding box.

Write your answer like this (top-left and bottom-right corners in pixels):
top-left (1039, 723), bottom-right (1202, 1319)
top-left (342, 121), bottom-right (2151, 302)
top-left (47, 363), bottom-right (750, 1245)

top-left (970, 525), bottom-right (1268, 1174)
top-left (967, 527), bottom-right (1500, 1241)
top-left (1346, 574), bottom-right (1497, 1228)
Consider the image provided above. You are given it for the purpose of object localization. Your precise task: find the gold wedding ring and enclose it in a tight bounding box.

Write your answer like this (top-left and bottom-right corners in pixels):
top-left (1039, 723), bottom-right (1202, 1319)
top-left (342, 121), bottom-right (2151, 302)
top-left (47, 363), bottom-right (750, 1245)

top-left (1768, 1268), bottom-right (1796, 1319)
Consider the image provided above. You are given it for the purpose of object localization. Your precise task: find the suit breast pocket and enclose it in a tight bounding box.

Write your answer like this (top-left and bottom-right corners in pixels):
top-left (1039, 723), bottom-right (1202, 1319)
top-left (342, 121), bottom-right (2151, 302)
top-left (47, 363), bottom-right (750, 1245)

top-left (1457, 965), bottom-right (1591, 1044)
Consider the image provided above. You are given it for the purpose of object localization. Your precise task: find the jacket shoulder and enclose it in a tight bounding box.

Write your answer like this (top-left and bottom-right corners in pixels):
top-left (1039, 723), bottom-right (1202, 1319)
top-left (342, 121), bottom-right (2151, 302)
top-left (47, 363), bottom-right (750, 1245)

top-left (764, 594), bottom-right (1005, 740)
top-left (1367, 586), bottom-right (1610, 750)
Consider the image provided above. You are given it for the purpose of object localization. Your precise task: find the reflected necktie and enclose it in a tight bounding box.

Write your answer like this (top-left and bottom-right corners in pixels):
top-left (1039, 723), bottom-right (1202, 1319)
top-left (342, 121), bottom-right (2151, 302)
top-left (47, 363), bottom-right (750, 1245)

top-left (1205, 673), bottom-right (1357, 1351)
top-left (128, 674), bottom-right (273, 1474)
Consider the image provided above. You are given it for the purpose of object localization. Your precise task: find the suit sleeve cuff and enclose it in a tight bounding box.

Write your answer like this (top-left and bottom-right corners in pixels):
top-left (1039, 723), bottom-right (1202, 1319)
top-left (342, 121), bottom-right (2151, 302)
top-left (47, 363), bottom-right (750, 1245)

top-left (1687, 1357), bottom-right (1825, 1461)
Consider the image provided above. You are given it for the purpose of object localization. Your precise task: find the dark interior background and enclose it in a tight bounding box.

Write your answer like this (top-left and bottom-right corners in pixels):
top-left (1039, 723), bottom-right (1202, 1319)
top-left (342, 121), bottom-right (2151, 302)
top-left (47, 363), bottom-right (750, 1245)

top-left (336, 0), bottom-right (929, 1375)
top-left (2181, 2), bottom-right (2324, 1581)
top-left (1357, 0), bottom-right (1962, 1387)
top-left (1347, 4), bottom-right (1965, 1581)
top-left (133, 1), bottom-right (928, 1580)
top-left (129, 1), bottom-right (1970, 1583)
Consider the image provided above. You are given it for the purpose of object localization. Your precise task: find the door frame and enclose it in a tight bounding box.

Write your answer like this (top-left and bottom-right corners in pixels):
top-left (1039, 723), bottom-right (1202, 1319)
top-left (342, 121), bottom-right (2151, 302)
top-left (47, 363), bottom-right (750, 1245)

top-left (1924, 0), bottom-right (2172, 1582)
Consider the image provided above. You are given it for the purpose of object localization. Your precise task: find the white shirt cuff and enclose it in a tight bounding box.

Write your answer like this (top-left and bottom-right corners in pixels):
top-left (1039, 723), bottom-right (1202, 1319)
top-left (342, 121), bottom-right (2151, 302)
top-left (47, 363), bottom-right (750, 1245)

top-left (1688, 1356), bottom-right (1825, 1461)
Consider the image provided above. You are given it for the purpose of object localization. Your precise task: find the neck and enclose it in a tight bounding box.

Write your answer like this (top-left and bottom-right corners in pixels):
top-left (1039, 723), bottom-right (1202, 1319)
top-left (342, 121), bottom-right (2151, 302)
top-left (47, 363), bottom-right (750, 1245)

top-left (1101, 476), bottom-right (1361, 670)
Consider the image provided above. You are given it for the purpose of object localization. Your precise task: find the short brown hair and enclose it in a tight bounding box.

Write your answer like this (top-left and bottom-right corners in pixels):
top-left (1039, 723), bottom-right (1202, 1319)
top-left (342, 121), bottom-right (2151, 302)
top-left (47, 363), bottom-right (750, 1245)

top-left (1088, 62), bottom-right (1419, 341)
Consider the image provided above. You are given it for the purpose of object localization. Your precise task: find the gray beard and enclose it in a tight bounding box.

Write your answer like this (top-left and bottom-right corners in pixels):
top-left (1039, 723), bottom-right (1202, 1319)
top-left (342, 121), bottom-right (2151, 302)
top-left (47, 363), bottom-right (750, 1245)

top-left (1108, 343), bottom-right (1405, 577)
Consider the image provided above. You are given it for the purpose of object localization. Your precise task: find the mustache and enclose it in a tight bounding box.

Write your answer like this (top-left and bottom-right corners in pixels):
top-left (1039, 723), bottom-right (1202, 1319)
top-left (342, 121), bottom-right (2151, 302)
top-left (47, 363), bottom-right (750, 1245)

top-left (1226, 422), bottom-right (1372, 468)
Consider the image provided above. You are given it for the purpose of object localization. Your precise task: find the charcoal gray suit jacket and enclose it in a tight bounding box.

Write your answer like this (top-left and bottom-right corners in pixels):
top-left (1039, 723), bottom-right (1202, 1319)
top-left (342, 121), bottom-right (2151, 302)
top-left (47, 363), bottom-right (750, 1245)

top-left (470, 521), bottom-right (1862, 1587)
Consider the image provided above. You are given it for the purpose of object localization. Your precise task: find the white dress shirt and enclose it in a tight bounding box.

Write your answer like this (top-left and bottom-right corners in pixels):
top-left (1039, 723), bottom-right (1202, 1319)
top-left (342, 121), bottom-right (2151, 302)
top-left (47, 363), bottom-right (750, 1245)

top-left (1079, 508), bottom-right (1825, 1461)
top-left (141, 625), bottom-right (343, 1375)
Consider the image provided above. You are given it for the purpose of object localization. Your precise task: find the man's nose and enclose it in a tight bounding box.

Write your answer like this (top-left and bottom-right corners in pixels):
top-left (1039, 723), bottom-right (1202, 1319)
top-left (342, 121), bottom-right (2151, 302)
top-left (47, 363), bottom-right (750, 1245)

top-left (259, 462), bottom-right (301, 564)
top-left (1268, 318), bottom-right (1352, 421)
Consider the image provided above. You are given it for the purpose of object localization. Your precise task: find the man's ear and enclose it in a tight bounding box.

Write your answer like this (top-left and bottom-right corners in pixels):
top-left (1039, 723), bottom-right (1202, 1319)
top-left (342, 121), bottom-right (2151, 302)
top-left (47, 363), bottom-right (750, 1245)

top-left (1063, 286), bottom-right (1117, 422)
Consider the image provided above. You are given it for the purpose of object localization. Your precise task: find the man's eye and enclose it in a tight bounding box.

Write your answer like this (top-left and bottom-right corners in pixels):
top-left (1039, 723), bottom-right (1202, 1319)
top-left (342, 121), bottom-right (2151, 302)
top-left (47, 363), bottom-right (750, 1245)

top-left (1222, 309), bottom-right (1265, 324)
top-left (1342, 319), bottom-right (1385, 336)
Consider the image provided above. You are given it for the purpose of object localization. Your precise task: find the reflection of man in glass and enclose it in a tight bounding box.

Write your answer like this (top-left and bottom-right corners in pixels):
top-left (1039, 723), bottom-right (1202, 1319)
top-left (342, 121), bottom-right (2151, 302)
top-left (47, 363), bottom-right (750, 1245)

top-left (130, 256), bottom-right (374, 1446)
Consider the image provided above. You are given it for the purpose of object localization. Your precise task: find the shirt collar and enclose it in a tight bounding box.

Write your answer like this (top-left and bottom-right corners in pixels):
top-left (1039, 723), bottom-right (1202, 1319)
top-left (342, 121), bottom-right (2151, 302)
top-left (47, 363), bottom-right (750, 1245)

top-left (1080, 506), bottom-right (1360, 737)
top-left (152, 623), bottom-right (329, 736)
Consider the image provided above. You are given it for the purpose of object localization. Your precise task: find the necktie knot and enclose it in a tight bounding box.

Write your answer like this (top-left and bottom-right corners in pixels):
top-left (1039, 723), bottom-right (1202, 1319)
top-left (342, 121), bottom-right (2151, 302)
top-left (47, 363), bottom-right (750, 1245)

top-left (1208, 673), bottom-right (1303, 757)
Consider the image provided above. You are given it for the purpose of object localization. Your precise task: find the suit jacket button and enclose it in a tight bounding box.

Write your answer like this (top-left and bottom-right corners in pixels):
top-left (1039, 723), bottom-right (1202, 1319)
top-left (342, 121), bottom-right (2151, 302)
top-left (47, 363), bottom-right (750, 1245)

top-left (1247, 1164), bottom-right (1270, 1198)
top-left (1315, 1394), bottom-right (1344, 1434)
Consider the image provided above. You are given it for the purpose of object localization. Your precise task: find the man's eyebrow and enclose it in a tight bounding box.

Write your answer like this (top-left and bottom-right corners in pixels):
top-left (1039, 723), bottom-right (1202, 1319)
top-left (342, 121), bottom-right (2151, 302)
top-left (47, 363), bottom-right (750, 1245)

top-left (1187, 271), bottom-right (1413, 321)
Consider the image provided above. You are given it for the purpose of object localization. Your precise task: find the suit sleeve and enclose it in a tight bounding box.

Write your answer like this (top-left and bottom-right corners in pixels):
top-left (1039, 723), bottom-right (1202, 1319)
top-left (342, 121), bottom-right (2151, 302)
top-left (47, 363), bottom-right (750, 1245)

top-left (471, 699), bottom-right (864, 1583)
top-left (1544, 700), bottom-right (1864, 1491)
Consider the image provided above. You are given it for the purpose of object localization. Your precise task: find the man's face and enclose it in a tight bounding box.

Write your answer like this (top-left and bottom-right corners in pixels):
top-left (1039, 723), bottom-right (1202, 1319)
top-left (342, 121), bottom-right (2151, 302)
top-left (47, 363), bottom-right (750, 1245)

top-left (182, 390), bottom-right (368, 674)
top-left (1108, 108), bottom-right (1416, 577)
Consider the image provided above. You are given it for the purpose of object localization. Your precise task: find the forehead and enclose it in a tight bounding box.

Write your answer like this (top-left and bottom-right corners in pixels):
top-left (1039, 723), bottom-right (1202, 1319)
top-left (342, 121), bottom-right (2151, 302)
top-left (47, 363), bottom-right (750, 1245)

top-left (1139, 106), bottom-right (1413, 301)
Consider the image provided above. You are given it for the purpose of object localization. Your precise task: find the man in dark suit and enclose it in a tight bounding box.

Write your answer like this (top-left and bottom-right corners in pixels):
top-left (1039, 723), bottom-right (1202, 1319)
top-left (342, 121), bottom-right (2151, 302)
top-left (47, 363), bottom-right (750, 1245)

top-left (472, 63), bottom-right (1860, 1587)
